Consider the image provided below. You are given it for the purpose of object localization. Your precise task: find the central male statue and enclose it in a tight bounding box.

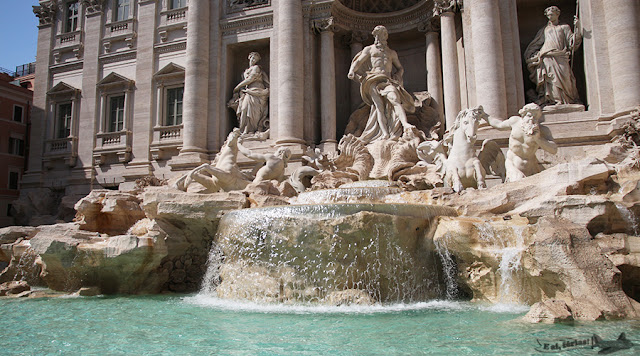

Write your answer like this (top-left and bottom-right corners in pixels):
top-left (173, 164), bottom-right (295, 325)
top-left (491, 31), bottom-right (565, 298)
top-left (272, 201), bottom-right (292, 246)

top-left (348, 25), bottom-right (415, 144)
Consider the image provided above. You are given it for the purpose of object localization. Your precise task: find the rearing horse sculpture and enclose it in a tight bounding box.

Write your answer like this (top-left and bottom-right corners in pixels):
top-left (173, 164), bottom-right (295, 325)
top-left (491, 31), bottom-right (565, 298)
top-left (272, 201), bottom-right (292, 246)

top-left (443, 106), bottom-right (489, 192)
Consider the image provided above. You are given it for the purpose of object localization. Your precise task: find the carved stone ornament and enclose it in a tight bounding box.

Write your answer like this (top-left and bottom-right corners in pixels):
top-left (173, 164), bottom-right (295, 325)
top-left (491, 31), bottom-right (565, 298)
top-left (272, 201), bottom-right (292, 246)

top-left (33, 2), bottom-right (57, 26)
top-left (228, 0), bottom-right (270, 12)
top-left (312, 17), bottom-right (336, 34)
top-left (83, 0), bottom-right (106, 15)
top-left (433, 0), bottom-right (462, 15)
top-left (417, 18), bottom-right (440, 33)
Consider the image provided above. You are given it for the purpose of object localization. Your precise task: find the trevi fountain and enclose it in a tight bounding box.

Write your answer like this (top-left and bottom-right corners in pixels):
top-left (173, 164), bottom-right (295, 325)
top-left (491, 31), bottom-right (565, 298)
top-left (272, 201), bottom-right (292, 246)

top-left (2, 1), bottom-right (640, 354)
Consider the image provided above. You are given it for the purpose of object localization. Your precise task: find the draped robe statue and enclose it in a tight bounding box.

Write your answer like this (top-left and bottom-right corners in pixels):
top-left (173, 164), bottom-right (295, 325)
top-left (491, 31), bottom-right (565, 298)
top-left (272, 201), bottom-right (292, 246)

top-left (230, 52), bottom-right (270, 134)
top-left (524, 6), bottom-right (582, 107)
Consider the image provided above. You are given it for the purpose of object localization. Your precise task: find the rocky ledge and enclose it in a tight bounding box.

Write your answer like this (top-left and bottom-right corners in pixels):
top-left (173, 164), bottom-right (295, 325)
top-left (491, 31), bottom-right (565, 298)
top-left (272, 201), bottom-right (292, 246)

top-left (1, 143), bottom-right (640, 323)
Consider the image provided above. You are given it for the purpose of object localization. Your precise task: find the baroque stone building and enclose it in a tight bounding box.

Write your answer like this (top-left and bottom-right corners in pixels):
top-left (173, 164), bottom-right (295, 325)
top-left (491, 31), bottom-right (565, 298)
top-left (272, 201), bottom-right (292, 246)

top-left (26, 0), bottom-right (640, 197)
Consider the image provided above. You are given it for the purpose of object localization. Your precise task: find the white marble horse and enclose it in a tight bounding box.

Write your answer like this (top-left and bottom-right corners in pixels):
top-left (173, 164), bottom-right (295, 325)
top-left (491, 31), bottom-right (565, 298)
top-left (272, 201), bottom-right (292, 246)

top-left (442, 106), bottom-right (489, 192)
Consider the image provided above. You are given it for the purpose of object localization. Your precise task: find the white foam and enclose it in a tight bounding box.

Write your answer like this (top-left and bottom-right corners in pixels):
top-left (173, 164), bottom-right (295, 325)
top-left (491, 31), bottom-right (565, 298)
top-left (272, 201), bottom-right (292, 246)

top-left (479, 303), bottom-right (530, 314)
top-left (183, 295), bottom-right (475, 314)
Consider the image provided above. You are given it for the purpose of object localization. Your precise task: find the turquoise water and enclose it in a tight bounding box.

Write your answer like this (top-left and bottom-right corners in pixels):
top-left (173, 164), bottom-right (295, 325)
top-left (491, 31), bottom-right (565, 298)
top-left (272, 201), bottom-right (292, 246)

top-left (1, 295), bottom-right (639, 355)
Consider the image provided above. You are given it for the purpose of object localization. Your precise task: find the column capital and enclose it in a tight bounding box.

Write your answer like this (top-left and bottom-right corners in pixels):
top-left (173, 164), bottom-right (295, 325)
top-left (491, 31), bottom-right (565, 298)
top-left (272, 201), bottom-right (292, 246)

top-left (418, 18), bottom-right (440, 33)
top-left (82, 0), bottom-right (106, 16)
top-left (312, 16), bottom-right (337, 34)
top-left (434, 0), bottom-right (462, 16)
top-left (33, 2), bottom-right (56, 27)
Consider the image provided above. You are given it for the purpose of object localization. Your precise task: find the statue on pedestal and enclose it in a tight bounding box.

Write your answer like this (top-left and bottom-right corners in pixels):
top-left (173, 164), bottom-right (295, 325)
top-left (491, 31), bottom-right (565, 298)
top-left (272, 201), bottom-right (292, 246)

top-left (483, 103), bottom-right (557, 182)
top-left (524, 6), bottom-right (582, 107)
top-left (347, 25), bottom-right (416, 144)
top-left (228, 52), bottom-right (270, 134)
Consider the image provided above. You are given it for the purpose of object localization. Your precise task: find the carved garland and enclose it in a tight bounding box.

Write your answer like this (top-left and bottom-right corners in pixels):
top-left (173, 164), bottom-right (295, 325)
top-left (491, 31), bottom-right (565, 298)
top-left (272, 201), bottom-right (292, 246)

top-left (82, 0), bottom-right (106, 15)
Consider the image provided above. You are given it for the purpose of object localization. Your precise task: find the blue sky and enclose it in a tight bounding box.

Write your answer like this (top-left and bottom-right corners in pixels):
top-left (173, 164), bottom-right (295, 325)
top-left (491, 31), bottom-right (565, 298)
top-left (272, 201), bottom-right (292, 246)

top-left (0, 0), bottom-right (40, 72)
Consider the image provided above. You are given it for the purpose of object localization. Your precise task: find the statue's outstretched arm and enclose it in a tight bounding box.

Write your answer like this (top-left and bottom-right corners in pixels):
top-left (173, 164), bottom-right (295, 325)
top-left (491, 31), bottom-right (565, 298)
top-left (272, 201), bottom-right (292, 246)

top-left (537, 126), bottom-right (558, 154)
top-left (238, 141), bottom-right (267, 162)
top-left (485, 115), bottom-right (516, 131)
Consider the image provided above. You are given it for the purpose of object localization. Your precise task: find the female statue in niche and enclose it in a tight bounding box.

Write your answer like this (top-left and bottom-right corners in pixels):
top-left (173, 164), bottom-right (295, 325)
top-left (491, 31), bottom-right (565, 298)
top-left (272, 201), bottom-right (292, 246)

top-left (229, 52), bottom-right (270, 134)
top-left (524, 6), bottom-right (582, 107)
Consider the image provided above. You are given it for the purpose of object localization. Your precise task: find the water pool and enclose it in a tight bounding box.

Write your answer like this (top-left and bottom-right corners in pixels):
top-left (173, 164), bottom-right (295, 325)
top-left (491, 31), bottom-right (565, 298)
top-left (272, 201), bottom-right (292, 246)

top-left (1, 295), bottom-right (638, 355)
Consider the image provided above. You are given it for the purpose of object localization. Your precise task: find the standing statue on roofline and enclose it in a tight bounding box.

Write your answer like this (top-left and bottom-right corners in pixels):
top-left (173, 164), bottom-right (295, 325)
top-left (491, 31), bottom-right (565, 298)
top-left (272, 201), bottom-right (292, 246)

top-left (525, 5), bottom-right (582, 108)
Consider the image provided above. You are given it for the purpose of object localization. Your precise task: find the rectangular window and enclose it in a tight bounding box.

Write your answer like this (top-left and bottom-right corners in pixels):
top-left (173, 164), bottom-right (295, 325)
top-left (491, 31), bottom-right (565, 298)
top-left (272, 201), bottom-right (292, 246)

top-left (109, 95), bottom-right (125, 132)
top-left (115, 0), bottom-right (130, 22)
top-left (8, 172), bottom-right (19, 190)
top-left (65, 1), bottom-right (79, 33)
top-left (166, 87), bottom-right (184, 126)
top-left (171, 0), bottom-right (186, 9)
top-left (57, 103), bottom-right (73, 138)
top-left (13, 105), bottom-right (23, 122)
top-left (8, 138), bottom-right (25, 156)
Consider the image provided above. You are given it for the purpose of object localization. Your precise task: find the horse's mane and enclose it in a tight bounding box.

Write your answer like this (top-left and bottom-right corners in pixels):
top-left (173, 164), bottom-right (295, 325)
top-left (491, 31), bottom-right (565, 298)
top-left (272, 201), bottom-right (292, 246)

top-left (212, 129), bottom-right (240, 165)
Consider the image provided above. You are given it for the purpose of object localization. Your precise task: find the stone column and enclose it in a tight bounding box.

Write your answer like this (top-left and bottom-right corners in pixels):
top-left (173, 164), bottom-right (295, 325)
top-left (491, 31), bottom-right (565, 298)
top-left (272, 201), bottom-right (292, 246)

top-left (129, 0), bottom-right (156, 175)
top-left (439, 10), bottom-right (462, 130)
top-left (76, 3), bottom-right (103, 174)
top-left (469, 0), bottom-right (507, 119)
top-left (420, 21), bottom-right (444, 133)
top-left (347, 31), bottom-right (367, 113)
top-left (25, 4), bottom-right (57, 181)
top-left (275, 0), bottom-right (305, 146)
top-left (176, 0), bottom-right (209, 164)
top-left (315, 18), bottom-right (337, 151)
top-left (604, 0), bottom-right (640, 112)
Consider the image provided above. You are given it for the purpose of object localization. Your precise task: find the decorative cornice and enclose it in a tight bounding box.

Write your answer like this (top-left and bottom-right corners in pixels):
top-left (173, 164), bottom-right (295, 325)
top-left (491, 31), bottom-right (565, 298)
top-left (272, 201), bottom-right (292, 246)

top-left (221, 14), bottom-right (273, 36)
top-left (49, 61), bottom-right (84, 75)
top-left (82, 0), bottom-right (106, 15)
top-left (98, 50), bottom-right (137, 65)
top-left (154, 41), bottom-right (187, 54)
top-left (33, 2), bottom-right (57, 27)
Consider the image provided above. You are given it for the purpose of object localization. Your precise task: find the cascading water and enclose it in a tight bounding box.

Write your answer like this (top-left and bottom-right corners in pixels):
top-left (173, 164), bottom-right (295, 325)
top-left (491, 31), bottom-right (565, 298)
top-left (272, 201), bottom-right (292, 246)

top-left (616, 203), bottom-right (639, 235)
top-left (433, 234), bottom-right (460, 300)
top-left (475, 222), bottom-right (526, 304)
top-left (199, 184), bottom-right (459, 304)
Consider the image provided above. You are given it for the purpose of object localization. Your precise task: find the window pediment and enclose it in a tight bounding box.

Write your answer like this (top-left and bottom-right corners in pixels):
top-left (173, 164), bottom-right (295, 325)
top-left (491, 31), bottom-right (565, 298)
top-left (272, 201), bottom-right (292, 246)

top-left (47, 81), bottom-right (80, 99)
top-left (154, 62), bottom-right (185, 81)
top-left (97, 72), bottom-right (135, 90)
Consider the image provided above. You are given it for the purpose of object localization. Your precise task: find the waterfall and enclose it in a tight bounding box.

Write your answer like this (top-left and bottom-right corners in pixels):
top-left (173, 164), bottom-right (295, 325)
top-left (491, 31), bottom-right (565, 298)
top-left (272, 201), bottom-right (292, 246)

top-left (476, 223), bottom-right (526, 304)
top-left (433, 233), bottom-right (460, 300)
top-left (199, 203), bottom-right (457, 304)
top-left (616, 203), bottom-right (639, 235)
